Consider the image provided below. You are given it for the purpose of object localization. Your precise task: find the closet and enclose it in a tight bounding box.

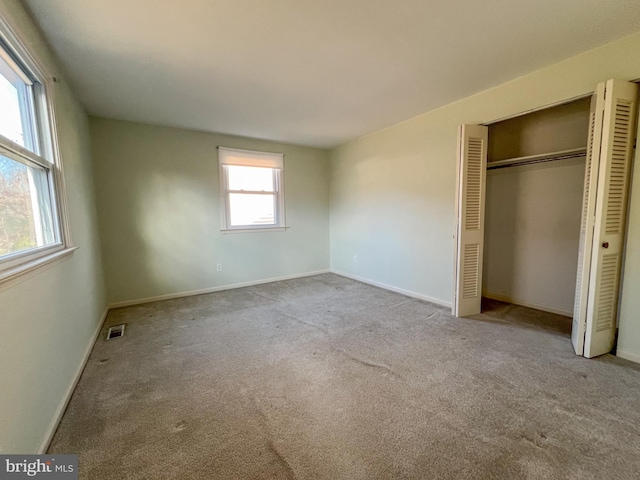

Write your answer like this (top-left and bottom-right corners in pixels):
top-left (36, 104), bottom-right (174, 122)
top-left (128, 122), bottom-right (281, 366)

top-left (453, 79), bottom-right (639, 358)
top-left (482, 97), bottom-right (590, 317)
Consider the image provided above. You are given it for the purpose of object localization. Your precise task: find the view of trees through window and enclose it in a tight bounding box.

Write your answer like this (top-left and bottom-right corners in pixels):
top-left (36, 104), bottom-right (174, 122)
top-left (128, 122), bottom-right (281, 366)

top-left (0, 28), bottom-right (62, 266)
top-left (0, 155), bottom-right (37, 256)
top-left (0, 45), bottom-right (40, 257)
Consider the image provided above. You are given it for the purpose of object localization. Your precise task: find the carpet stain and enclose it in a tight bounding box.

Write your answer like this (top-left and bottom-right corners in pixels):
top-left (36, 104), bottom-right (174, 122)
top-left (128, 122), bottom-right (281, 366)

top-left (520, 433), bottom-right (547, 449)
top-left (266, 440), bottom-right (297, 479)
top-left (250, 398), bottom-right (298, 479)
top-left (172, 421), bottom-right (186, 433)
top-left (384, 300), bottom-right (411, 308)
top-left (330, 345), bottom-right (404, 380)
top-left (280, 311), bottom-right (329, 334)
top-left (520, 434), bottom-right (546, 449)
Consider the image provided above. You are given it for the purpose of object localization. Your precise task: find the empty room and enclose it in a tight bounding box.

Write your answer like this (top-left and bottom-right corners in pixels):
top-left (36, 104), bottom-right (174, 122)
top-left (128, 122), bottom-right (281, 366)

top-left (2, 0), bottom-right (640, 479)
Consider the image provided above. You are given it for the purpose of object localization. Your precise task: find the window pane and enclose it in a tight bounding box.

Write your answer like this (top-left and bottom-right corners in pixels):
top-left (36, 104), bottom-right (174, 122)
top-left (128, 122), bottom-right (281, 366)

top-left (227, 165), bottom-right (275, 192)
top-left (0, 52), bottom-right (37, 151)
top-left (0, 64), bottom-right (25, 146)
top-left (0, 154), bottom-right (55, 257)
top-left (229, 193), bottom-right (275, 226)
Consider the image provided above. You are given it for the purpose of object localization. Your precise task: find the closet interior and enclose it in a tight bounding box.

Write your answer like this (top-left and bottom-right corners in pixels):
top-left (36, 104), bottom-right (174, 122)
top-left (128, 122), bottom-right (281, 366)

top-left (482, 97), bottom-right (591, 317)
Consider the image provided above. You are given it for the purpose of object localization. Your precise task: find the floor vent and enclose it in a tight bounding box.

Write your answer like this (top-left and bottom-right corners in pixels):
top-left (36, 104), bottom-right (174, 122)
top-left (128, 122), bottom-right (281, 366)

top-left (106, 324), bottom-right (126, 340)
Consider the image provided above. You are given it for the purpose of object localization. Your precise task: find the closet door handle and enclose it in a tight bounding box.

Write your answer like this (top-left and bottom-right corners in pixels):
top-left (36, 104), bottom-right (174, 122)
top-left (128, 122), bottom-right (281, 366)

top-left (602, 242), bottom-right (609, 249)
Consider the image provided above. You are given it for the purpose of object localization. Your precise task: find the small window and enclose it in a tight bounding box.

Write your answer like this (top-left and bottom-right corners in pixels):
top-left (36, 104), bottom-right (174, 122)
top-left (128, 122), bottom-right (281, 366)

top-left (0, 30), bottom-right (70, 283)
top-left (219, 147), bottom-right (285, 231)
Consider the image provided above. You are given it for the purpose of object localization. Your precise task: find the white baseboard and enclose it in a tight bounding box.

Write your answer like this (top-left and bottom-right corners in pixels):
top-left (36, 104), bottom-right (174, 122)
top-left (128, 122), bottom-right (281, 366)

top-left (616, 350), bottom-right (640, 364)
top-left (37, 306), bottom-right (110, 454)
top-left (483, 292), bottom-right (572, 317)
top-left (331, 269), bottom-right (451, 308)
top-left (108, 269), bottom-right (331, 309)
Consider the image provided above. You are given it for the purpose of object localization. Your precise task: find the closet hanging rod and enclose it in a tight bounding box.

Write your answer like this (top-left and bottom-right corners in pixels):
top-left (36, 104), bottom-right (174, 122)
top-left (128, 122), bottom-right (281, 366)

top-left (487, 147), bottom-right (587, 170)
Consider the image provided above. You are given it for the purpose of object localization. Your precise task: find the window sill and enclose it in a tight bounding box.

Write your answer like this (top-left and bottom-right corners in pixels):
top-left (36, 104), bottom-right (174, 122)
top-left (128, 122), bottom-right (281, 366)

top-left (0, 246), bottom-right (78, 292)
top-left (221, 226), bottom-right (289, 234)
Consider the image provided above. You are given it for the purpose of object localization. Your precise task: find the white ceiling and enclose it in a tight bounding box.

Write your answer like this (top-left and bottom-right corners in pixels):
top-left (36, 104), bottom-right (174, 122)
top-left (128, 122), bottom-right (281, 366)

top-left (23, 0), bottom-right (640, 149)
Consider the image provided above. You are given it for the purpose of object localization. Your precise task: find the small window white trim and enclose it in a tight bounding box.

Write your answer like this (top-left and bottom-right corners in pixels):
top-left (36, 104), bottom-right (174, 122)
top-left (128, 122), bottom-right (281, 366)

top-left (218, 147), bottom-right (286, 232)
top-left (0, 6), bottom-right (74, 288)
top-left (0, 246), bottom-right (77, 292)
top-left (0, 40), bottom-right (32, 85)
top-left (218, 146), bottom-right (283, 169)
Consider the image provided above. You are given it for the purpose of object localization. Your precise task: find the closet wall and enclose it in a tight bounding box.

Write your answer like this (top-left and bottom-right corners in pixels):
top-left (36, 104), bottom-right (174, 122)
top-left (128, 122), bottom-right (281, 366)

top-left (483, 98), bottom-right (590, 316)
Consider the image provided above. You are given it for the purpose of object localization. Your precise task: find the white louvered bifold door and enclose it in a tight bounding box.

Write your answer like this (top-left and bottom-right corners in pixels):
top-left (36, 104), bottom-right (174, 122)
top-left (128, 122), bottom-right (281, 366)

top-left (583, 79), bottom-right (639, 358)
top-left (572, 84), bottom-right (606, 356)
top-left (453, 125), bottom-right (488, 317)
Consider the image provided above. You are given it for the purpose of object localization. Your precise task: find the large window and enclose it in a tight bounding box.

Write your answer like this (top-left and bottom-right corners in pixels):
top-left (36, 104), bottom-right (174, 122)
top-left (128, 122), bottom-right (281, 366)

top-left (0, 24), bottom-right (70, 284)
top-left (218, 147), bottom-right (285, 231)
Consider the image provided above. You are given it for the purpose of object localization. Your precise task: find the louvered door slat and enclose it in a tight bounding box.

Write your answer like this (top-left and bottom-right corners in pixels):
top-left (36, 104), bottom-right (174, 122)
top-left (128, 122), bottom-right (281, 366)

top-left (465, 139), bottom-right (483, 230)
top-left (572, 86), bottom-right (604, 356)
top-left (603, 99), bottom-right (632, 236)
top-left (584, 79), bottom-right (638, 358)
top-left (594, 254), bottom-right (620, 332)
top-left (462, 244), bottom-right (480, 299)
top-left (453, 125), bottom-right (488, 317)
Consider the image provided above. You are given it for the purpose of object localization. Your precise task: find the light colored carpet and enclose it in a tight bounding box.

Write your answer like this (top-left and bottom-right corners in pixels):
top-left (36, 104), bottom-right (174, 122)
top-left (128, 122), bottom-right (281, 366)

top-left (49, 273), bottom-right (640, 479)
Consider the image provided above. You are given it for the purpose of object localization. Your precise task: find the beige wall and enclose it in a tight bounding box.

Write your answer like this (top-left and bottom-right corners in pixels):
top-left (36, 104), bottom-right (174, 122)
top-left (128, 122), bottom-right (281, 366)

top-left (484, 159), bottom-right (585, 315)
top-left (330, 31), bottom-right (640, 356)
top-left (90, 118), bottom-right (330, 305)
top-left (0, 1), bottom-right (107, 453)
top-left (617, 120), bottom-right (640, 363)
top-left (487, 97), bottom-right (591, 162)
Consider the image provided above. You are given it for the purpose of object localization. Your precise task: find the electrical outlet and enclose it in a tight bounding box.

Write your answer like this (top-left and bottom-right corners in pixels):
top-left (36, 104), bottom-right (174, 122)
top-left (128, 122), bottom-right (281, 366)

top-left (353, 254), bottom-right (358, 263)
top-left (216, 263), bottom-right (223, 271)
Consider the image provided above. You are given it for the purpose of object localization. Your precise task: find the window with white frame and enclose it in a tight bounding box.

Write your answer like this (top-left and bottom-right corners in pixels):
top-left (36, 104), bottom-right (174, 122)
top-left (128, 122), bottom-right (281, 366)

top-left (218, 147), bottom-right (285, 231)
top-left (0, 25), bottom-right (70, 283)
